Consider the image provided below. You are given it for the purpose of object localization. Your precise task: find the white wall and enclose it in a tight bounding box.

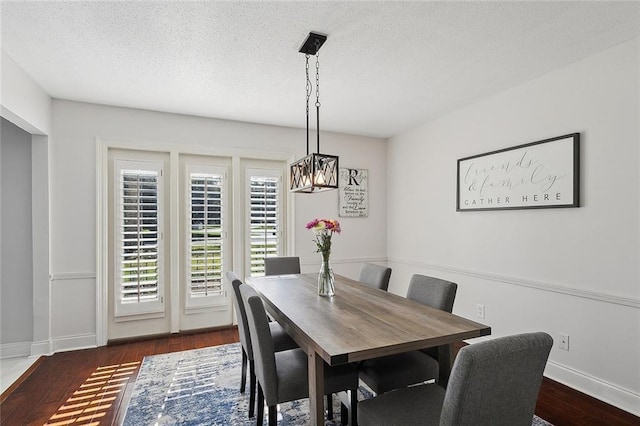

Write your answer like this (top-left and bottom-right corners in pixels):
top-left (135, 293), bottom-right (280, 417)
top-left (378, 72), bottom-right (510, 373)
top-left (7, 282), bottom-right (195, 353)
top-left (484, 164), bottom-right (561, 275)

top-left (50, 100), bottom-right (387, 347)
top-left (386, 37), bottom-right (640, 414)
top-left (0, 51), bottom-right (52, 358)
top-left (0, 118), bottom-right (34, 354)
top-left (0, 51), bottom-right (51, 135)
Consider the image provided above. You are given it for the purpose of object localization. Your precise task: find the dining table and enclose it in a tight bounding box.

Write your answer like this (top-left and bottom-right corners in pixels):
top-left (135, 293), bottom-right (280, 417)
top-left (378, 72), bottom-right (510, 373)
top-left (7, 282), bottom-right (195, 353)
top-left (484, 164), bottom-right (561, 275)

top-left (245, 272), bottom-right (491, 426)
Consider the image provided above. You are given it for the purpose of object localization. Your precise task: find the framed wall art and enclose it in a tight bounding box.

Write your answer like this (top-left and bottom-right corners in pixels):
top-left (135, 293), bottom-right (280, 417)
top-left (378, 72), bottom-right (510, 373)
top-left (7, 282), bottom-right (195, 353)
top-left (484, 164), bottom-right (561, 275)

top-left (339, 168), bottom-right (368, 217)
top-left (457, 133), bottom-right (580, 211)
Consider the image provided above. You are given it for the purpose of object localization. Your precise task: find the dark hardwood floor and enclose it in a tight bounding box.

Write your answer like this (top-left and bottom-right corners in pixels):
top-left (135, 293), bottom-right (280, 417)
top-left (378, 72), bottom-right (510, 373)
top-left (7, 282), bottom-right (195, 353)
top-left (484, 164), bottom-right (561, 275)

top-left (0, 328), bottom-right (637, 425)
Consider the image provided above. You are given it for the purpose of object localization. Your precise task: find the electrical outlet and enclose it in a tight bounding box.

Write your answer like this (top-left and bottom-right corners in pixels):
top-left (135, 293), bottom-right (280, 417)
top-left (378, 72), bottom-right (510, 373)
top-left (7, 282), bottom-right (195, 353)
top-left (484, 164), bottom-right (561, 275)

top-left (559, 333), bottom-right (570, 351)
top-left (476, 304), bottom-right (485, 319)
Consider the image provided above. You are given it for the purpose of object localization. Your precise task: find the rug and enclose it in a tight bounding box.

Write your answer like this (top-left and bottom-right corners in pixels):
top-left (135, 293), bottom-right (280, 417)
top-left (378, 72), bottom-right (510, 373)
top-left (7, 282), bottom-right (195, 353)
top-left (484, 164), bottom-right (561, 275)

top-left (122, 343), bottom-right (553, 425)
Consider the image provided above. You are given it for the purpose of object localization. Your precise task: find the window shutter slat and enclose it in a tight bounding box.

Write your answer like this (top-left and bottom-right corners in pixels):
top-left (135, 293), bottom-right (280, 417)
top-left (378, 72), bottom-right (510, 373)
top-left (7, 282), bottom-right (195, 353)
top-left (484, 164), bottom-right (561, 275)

top-left (249, 175), bottom-right (280, 276)
top-left (118, 169), bottom-right (160, 305)
top-left (188, 173), bottom-right (224, 298)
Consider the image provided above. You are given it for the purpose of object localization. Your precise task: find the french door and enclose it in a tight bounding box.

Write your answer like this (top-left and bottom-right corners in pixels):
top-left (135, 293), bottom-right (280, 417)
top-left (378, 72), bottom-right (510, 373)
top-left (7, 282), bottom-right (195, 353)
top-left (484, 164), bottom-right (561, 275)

top-left (178, 155), bottom-right (232, 331)
top-left (105, 148), bottom-right (287, 341)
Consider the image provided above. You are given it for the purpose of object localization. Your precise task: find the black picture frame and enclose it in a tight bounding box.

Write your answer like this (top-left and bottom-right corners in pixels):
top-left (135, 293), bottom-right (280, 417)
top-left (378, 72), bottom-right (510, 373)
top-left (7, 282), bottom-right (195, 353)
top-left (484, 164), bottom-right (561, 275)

top-left (457, 133), bottom-right (580, 211)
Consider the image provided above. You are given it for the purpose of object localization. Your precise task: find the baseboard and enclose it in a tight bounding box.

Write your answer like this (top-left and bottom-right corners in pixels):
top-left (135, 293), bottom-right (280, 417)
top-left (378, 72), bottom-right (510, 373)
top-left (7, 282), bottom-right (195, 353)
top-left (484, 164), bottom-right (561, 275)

top-left (459, 337), bottom-right (640, 417)
top-left (1, 340), bottom-right (54, 359)
top-left (52, 333), bottom-right (97, 353)
top-left (30, 339), bottom-right (53, 357)
top-left (545, 360), bottom-right (640, 417)
top-left (0, 341), bottom-right (31, 359)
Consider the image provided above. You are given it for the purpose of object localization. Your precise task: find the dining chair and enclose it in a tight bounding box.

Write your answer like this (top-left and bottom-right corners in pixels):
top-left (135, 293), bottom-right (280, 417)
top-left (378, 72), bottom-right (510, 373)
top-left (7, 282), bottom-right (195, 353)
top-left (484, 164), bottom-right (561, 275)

top-left (226, 271), bottom-right (298, 418)
top-left (358, 263), bottom-right (392, 291)
top-left (358, 274), bottom-right (458, 395)
top-left (358, 332), bottom-right (553, 426)
top-left (240, 283), bottom-right (359, 426)
top-left (264, 256), bottom-right (301, 275)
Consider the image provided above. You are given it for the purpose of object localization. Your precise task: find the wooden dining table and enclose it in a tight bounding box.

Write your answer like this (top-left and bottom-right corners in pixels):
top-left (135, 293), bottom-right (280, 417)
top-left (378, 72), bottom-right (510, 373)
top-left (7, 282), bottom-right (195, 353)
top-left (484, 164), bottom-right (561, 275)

top-left (246, 273), bottom-right (491, 426)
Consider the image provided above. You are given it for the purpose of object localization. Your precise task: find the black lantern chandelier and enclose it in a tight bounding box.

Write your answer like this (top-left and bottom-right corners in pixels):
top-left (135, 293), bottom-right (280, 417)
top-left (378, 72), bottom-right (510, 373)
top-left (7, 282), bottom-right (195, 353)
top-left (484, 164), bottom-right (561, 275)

top-left (290, 32), bottom-right (339, 193)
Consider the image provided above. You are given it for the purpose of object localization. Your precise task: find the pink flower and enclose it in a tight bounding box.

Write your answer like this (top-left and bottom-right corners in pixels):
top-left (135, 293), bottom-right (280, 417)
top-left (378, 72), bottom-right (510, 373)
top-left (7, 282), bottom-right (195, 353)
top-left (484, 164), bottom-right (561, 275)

top-left (306, 218), bottom-right (341, 233)
top-left (305, 218), bottom-right (320, 229)
top-left (306, 218), bottom-right (341, 256)
top-left (325, 219), bottom-right (341, 234)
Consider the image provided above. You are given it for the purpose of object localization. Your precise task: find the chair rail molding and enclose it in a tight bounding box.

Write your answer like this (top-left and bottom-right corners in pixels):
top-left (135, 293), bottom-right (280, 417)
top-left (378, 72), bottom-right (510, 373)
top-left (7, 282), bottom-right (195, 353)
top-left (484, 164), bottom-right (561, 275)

top-left (301, 256), bottom-right (388, 267)
top-left (387, 257), bottom-right (639, 309)
top-left (50, 272), bottom-right (97, 282)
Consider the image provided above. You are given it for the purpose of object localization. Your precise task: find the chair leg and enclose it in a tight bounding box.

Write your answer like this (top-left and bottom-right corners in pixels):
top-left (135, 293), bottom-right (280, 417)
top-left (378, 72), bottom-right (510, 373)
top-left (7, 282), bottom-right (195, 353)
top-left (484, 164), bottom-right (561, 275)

top-left (338, 389), bottom-right (355, 425)
top-left (326, 393), bottom-right (333, 420)
top-left (437, 344), bottom-right (453, 388)
top-left (249, 360), bottom-right (256, 418)
top-left (257, 384), bottom-right (265, 426)
top-left (350, 388), bottom-right (358, 426)
top-left (340, 402), bottom-right (348, 425)
top-left (240, 349), bottom-right (248, 393)
top-left (268, 405), bottom-right (277, 426)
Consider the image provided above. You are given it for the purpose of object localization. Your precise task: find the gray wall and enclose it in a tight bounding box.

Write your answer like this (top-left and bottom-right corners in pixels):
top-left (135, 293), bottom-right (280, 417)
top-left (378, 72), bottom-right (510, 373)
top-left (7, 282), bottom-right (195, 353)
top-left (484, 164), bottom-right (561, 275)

top-left (1, 117), bottom-right (33, 344)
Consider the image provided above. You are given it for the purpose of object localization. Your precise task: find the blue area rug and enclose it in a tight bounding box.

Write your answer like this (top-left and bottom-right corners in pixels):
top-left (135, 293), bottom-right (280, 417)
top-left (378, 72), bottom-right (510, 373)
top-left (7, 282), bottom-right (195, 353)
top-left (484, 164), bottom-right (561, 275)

top-left (123, 343), bottom-right (553, 425)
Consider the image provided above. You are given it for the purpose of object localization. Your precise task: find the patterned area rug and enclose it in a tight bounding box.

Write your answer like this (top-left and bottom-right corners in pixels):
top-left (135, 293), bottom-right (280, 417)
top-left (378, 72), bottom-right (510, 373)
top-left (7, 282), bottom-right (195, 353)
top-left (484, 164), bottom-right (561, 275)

top-left (123, 343), bottom-right (553, 425)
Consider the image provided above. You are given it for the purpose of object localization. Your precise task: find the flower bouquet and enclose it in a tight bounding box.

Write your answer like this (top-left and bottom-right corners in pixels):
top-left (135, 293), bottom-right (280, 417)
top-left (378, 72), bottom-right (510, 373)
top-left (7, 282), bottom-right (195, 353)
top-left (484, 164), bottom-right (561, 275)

top-left (306, 218), bottom-right (341, 296)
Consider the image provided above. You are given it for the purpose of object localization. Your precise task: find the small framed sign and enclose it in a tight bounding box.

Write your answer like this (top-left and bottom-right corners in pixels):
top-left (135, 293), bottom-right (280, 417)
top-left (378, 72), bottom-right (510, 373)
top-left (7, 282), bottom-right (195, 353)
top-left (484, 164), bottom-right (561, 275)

top-left (457, 133), bottom-right (580, 211)
top-left (339, 168), bottom-right (368, 217)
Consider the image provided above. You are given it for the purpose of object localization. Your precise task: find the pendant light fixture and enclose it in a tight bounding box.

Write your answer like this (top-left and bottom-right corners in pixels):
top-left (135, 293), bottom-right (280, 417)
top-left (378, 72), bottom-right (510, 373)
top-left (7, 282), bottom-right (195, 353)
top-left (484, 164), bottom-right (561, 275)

top-left (290, 32), bottom-right (339, 193)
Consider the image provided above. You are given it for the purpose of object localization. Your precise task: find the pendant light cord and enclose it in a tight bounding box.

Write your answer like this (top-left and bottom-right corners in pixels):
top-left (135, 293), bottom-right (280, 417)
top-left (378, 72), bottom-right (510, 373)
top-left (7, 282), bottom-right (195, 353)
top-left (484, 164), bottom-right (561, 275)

top-left (305, 54), bottom-right (311, 156)
top-left (315, 52), bottom-right (321, 154)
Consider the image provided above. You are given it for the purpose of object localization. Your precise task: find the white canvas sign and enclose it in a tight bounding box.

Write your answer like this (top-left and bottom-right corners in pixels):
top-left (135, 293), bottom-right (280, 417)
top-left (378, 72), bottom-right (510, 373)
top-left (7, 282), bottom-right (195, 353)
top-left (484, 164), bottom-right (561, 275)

top-left (457, 133), bottom-right (580, 211)
top-left (339, 168), bottom-right (368, 217)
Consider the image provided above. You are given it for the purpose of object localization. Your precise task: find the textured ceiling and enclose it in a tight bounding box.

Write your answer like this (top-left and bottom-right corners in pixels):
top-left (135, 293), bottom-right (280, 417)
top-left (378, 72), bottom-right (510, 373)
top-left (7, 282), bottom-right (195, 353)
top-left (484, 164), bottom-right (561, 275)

top-left (1, 1), bottom-right (639, 138)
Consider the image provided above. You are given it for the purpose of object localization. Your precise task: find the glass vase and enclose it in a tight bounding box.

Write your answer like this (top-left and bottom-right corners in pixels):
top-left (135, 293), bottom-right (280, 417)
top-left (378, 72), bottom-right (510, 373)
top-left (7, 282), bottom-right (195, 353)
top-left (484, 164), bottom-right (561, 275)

top-left (318, 253), bottom-right (335, 297)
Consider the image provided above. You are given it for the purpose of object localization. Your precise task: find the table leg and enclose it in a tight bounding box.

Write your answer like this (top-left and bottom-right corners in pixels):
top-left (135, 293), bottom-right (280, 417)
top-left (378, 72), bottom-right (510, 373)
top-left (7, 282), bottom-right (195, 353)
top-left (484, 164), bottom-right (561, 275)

top-left (308, 351), bottom-right (324, 426)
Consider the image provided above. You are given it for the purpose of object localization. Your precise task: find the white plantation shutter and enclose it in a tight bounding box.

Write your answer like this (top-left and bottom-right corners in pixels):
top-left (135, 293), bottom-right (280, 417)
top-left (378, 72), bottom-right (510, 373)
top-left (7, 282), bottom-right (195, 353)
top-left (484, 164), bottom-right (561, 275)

top-left (187, 167), bottom-right (226, 306)
top-left (115, 160), bottom-right (164, 316)
top-left (248, 171), bottom-right (281, 276)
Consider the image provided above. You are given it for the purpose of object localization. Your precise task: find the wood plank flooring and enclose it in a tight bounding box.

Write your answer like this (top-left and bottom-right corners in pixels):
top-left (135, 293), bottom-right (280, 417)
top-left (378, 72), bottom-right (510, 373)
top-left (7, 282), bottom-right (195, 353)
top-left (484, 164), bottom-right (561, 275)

top-left (0, 327), bottom-right (637, 426)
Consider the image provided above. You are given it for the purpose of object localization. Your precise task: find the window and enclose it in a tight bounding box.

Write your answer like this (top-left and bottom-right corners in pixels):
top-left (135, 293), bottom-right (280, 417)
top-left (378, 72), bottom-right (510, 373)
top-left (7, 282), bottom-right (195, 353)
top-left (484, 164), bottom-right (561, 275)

top-left (248, 169), bottom-right (282, 276)
top-left (114, 160), bottom-right (164, 316)
top-left (186, 165), bottom-right (227, 308)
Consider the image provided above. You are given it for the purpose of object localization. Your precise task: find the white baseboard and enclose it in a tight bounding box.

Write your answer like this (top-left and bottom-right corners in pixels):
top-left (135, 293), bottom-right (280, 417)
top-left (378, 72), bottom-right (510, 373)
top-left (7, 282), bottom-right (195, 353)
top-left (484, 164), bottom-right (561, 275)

top-left (0, 341), bottom-right (31, 359)
top-left (4, 334), bottom-right (99, 359)
top-left (461, 335), bottom-right (640, 417)
top-left (545, 360), bottom-right (640, 417)
top-left (30, 339), bottom-right (53, 357)
top-left (52, 334), bottom-right (97, 353)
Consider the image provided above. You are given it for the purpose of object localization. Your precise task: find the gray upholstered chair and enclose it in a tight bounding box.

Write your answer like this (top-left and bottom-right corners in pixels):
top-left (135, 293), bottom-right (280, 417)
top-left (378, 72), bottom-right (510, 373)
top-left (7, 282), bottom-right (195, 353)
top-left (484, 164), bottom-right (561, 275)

top-left (264, 256), bottom-right (301, 275)
top-left (226, 272), bottom-right (297, 418)
top-left (240, 284), bottom-right (359, 426)
top-left (359, 332), bottom-right (553, 426)
top-left (358, 263), bottom-right (392, 291)
top-left (358, 274), bottom-right (458, 394)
